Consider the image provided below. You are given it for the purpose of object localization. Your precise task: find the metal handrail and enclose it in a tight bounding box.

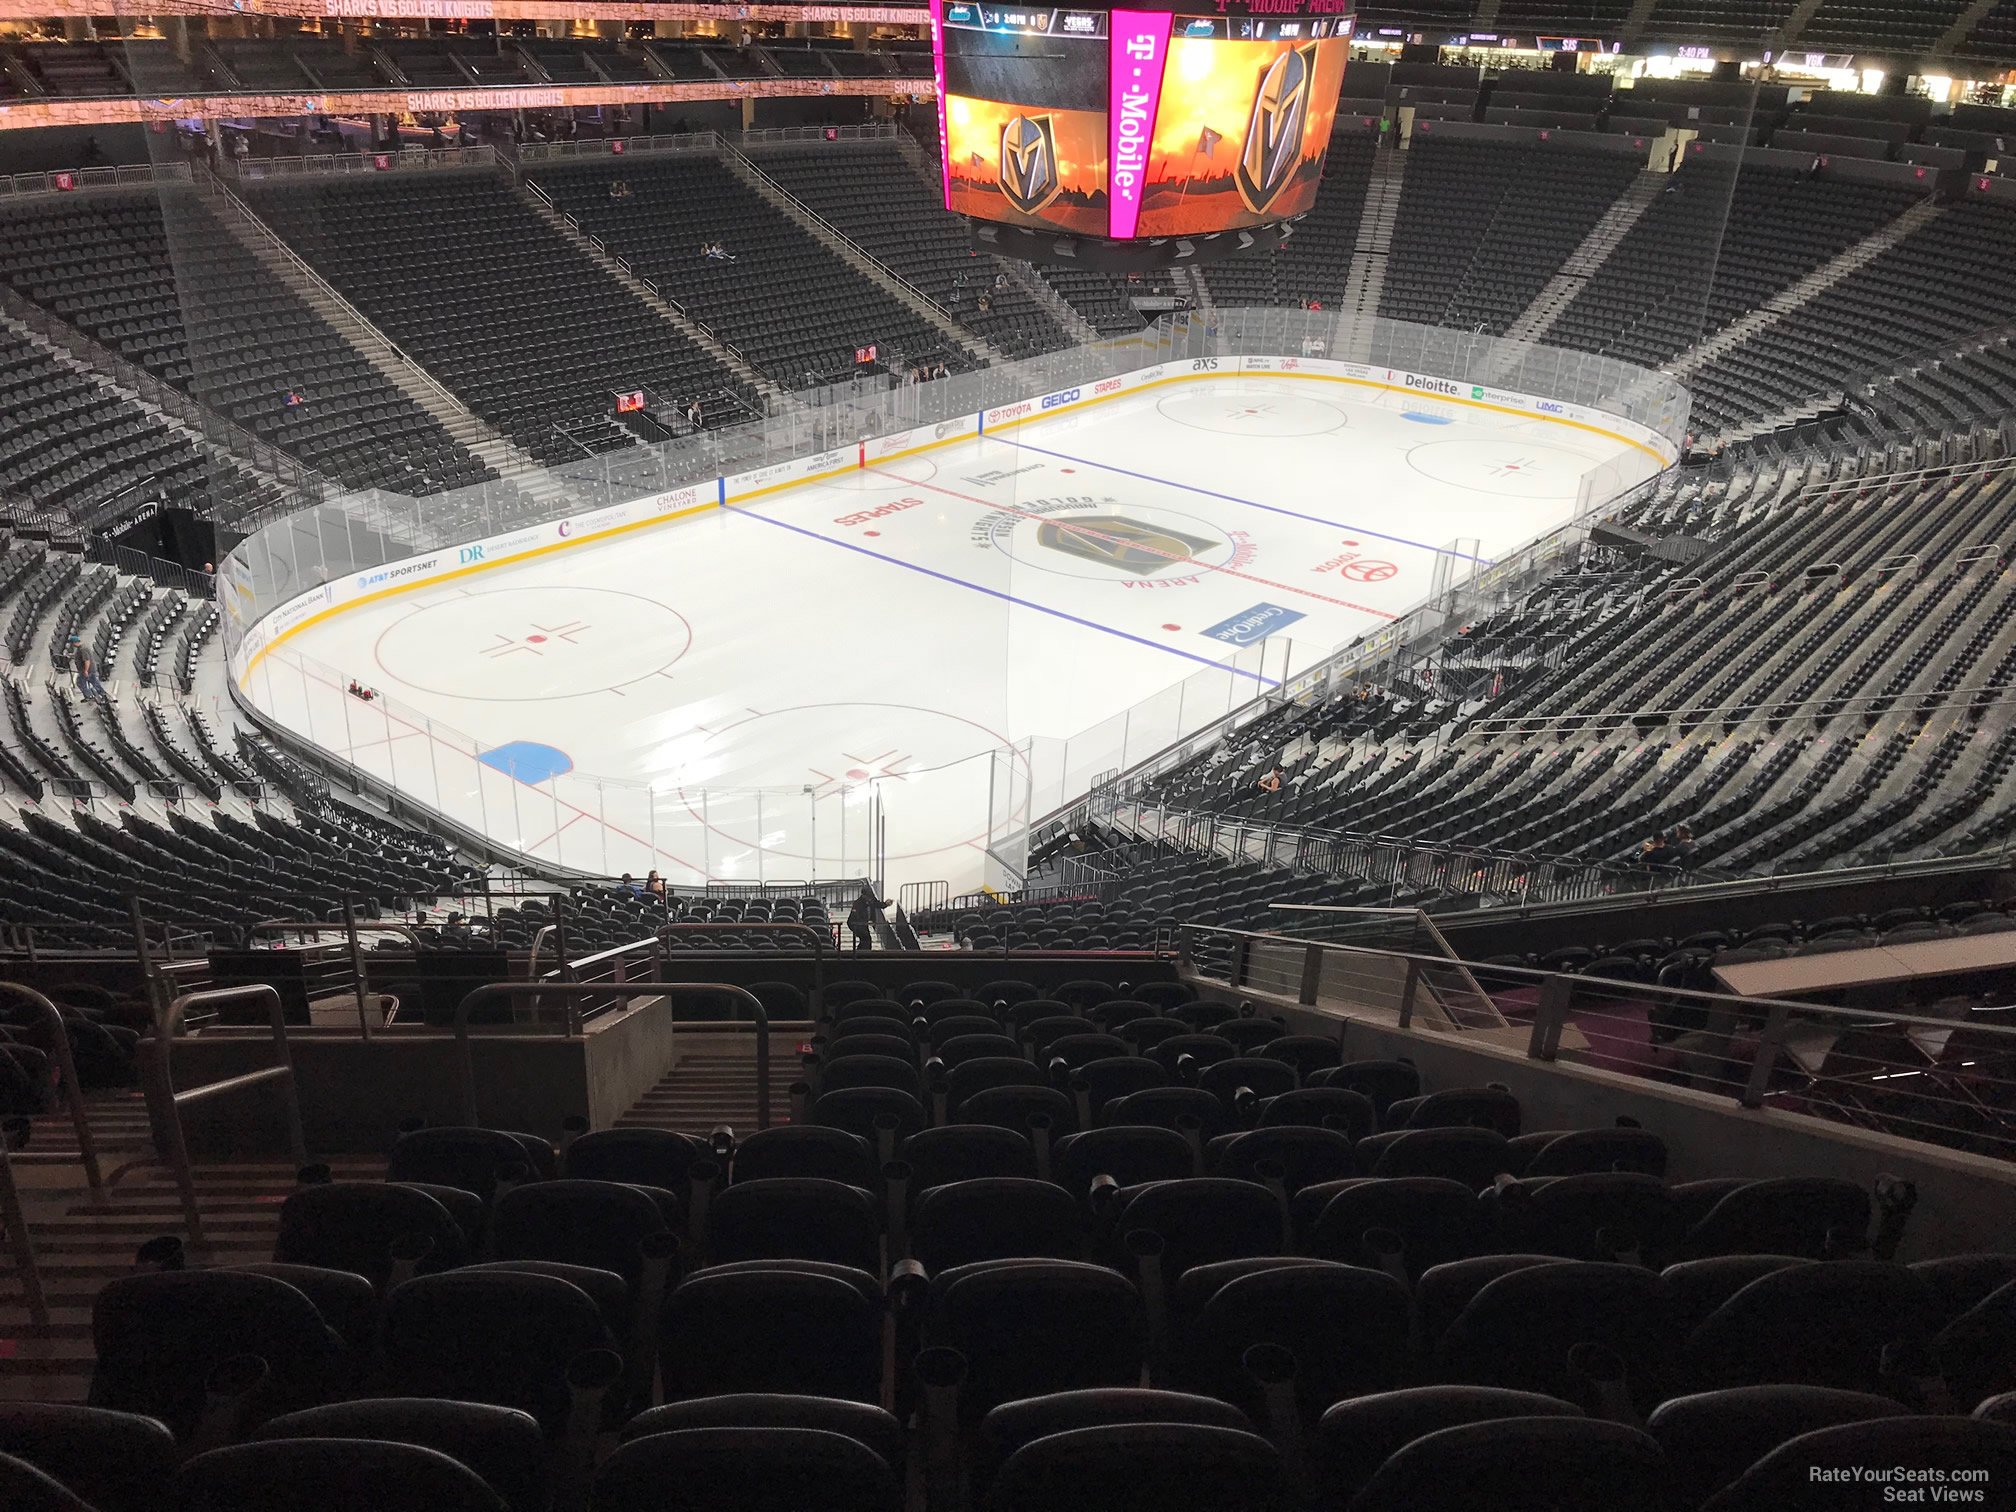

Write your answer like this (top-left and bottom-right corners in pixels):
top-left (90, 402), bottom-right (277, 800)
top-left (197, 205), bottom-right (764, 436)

top-left (527, 924), bottom-right (560, 983)
top-left (450, 981), bottom-right (771, 1129)
top-left (1098, 796), bottom-right (1716, 899)
top-left (244, 908), bottom-right (422, 1039)
top-left (245, 918), bottom-right (420, 946)
top-left (1463, 669), bottom-right (2016, 738)
top-left (1452, 851), bottom-right (2016, 926)
top-left (0, 1114), bottom-right (44, 1325)
top-left (562, 935), bottom-right (665, 980)
top-left (0, 983), bottom-right (104, 1199)
top-left (145, 985), bottom-right (308, 1253)
top-left (1178, 922), bottom-right (2016, 1119)
top-left (658, 921), bottom-right (829, 1014)
top-left (1181, 921), bottom-right (2016, 1038)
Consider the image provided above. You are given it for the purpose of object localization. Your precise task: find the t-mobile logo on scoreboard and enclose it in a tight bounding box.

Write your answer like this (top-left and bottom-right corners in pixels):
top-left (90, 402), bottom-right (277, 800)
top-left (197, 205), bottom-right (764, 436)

top-left (1108, 11), bottom-right (1172, 240)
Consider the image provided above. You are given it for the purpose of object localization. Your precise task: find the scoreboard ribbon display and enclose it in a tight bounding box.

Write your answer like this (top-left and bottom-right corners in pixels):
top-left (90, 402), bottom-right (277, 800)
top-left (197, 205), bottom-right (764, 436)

top-left (932, 0), bottom-right (1354, 241)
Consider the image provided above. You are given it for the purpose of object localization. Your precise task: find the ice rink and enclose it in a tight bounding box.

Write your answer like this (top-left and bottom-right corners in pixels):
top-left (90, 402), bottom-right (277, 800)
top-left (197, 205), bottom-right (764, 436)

top-left (243, 375), bottom-right (1665, 892)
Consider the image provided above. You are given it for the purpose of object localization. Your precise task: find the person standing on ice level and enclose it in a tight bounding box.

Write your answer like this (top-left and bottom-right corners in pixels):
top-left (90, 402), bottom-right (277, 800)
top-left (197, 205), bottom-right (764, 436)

top-left (848, 883), bottom-right (890, 952)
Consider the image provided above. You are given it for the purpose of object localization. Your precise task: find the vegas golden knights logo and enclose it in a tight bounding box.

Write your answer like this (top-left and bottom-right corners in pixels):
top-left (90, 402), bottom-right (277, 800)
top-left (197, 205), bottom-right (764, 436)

top-left (1236, 44), bottom-right (1318, 215)
top-left (999, 113), bottom-right (1063, 217)
top-left (1036, 514), bottom-right (1215, 575)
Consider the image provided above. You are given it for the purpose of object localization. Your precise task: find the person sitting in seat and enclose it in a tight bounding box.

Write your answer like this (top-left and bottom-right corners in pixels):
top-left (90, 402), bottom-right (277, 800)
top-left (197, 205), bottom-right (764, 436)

top-left (1256, 766), bottom-right (1284, 795)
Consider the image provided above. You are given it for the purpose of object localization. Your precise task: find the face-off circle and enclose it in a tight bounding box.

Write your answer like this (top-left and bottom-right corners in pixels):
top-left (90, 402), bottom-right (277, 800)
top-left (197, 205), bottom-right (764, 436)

top-left (373, 586), bottom-right (691, 700)
top-left (668, 701), bottom-right (1022, 862)
top-left (1404, 439), bottom-right (1605, 500)
top-left (1155, 390), bottom-right (1350, 437)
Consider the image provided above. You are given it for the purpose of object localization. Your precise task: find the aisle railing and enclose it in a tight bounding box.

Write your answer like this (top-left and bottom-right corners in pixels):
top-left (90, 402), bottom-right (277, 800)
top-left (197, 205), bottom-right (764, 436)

top-left (1179, 922), bottom-right (2016, 1161)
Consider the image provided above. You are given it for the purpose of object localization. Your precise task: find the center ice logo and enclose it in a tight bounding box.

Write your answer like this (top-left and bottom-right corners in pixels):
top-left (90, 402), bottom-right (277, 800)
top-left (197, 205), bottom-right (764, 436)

top-left (976, 496), bottom-right (1252, 587)
top-left (1034, 513), bottom-right (1216, 575)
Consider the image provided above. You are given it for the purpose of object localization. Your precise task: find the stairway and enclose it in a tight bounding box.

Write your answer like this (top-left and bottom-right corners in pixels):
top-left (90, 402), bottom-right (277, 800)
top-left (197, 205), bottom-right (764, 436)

top-left (1774, 0), bottom-right (1829, 46)
top-left (1170, 266), bottom-right (1216, 324)
top-left (0, 1089), bottom-right (383, 1405)
top-left (1003, 258), bottom-right (1099, 345)
top-left (1937, 0), bottom-right (2003, 54)
top-left (0, 305), bottom-right (309, 514)
top-left (1619, 0), bottom-right (1663, 45)
top-left (615, 1027), bottom-right (807, 1133)
top-left (198, 170), bottom-right (539, 481)
top-left (717, 140), bottom-right (999, 369)
top-left (1669, 200), bottom-right (1944, 391)
top-left (1337, 147), bottom-right (1407, 350)
top-left (1503, 171), bottom-right (1665, 347)
top-left (510, 172), bottom-right (786, 408)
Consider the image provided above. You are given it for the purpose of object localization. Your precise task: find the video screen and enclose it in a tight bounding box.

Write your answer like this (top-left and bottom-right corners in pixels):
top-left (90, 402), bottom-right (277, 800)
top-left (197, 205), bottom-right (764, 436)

top-left (933, 0), bottom-right (1354, 241)
top-left (940, 5), bottom-right (1111, 237)
top-left (1133, 24), bottom-right (1351, 237)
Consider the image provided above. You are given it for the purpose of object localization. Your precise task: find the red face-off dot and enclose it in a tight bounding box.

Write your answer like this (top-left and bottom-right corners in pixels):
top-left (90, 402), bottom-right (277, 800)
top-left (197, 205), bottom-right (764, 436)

top-left (526, 634), bottom-right (547, 644)
top-left (847, 768), bottom-right (871, 780)
top-left (864, 531), bottom-right (881, 537)
top-left (1162, 624), bottom-right (1182, 632)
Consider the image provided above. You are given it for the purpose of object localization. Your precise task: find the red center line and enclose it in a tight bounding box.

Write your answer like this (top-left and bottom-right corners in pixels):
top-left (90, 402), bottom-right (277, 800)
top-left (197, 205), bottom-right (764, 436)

top-left (862, 465), bottom-right (1400, 620)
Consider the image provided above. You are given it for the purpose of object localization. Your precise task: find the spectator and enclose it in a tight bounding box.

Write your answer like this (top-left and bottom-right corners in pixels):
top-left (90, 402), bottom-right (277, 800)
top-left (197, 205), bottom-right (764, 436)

top-left (618, 873), bottom-right (642, 898)
top-left (69, 636), bottom-right (106, 703)
top-left (283, 387), bottom-right (306, 409)
top-left (1257, 765), bottom-right (1284, 794)
top-left (687, 398), bottom-right (703, 429)
top-left (646, 870), bottom-right (667, 900)
top-left (847, 883), bottom-right (890, 951)
top-left (1665, 824), bottom-right (1696, 869)
top-left (1640, 831), bottom-right (1670, 869)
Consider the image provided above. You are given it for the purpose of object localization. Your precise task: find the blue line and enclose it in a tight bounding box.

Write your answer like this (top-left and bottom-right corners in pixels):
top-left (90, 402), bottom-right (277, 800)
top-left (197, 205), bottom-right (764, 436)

top-left (734, 507), bottom-right (1278, 686)
top-left (1009, 437), bottom-right (1496, 563)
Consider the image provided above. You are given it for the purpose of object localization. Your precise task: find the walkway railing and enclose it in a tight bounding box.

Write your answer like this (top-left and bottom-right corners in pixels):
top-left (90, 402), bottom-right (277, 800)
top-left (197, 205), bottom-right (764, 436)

top-left (144, 985), bottom-right (307, 1254)
top-left (0, 983), bottom-right (104, 1199)
top-left (0, 1115), bottom-right (41, 1325)
top-left (1087, 797), bottom-right (1729, 908)
top-left (1177, 922), bottom-right (2016, 1160)
top-left (659, 922), bottom-right (830, 1015)
top-left (0, 982), bottom-right (106, 1326)
top-left (451, 981), bottom-right (771, 1129)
